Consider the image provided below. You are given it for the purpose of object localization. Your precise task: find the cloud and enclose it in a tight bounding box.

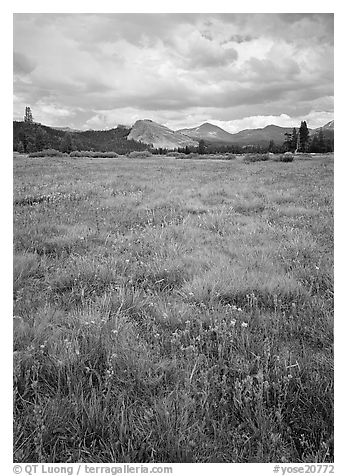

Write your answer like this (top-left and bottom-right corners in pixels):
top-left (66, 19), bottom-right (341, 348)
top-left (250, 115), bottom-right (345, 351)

top-left (13, 52), bottom-right (36, 75)
top-left (13, 13), bottom-right (333, 132)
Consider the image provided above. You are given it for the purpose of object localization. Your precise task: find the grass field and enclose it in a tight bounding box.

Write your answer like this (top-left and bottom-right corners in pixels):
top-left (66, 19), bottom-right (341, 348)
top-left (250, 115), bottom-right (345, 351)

top-left (13, 153), bottom-right (334, 463)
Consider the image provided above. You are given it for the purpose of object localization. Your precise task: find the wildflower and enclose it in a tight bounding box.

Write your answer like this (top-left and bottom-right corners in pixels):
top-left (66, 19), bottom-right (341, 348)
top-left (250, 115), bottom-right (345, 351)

top-left (241, 322), bottom-right (248, 328)
top-left (230, 319), bottom-right (236, 326)
top-left (112, 329), bottom-right (118, 334)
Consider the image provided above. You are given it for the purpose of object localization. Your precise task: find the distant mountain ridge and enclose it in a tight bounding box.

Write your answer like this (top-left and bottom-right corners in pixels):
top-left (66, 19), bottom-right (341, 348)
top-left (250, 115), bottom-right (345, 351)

top-left (177, 121), bottom-right (334, 146)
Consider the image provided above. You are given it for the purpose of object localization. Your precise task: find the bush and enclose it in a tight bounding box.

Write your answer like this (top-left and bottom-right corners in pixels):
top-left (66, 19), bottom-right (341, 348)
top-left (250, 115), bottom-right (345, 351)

top-left (99, 152), bottom-right (119, 158)
top-left (273, 153), bottom-right (294, 163)
top-left (243, 153), bottom-right (270, 163)
top-left (128, 151), bottom-right (153, 159)
top-left (28, 149), bottom-right (64, 158)
top-left (69, 151), bottom-right (119, 158)
top-left (167, 152), bottom-right (186, 158)
top-left (224, 153), bottom-right (236, 160)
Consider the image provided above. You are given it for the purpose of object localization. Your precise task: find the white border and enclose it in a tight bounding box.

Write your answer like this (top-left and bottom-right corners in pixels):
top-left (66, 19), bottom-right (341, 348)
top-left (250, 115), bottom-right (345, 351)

top-left (3, 3), bottom-right (343, 474)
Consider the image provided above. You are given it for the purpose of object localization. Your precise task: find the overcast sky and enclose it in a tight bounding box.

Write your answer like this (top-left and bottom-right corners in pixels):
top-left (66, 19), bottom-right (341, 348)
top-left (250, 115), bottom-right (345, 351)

top-left (13, 13), bottom-right (334, 132)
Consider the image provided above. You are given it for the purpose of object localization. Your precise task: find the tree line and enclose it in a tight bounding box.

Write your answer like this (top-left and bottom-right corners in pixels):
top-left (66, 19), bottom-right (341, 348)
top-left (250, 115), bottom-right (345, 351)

top-left (13, 121), bottom-right (149, 155)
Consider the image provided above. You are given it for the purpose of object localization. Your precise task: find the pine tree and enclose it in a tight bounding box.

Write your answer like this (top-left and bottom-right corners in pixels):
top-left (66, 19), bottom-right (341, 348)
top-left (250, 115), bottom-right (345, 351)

top-left (24, 106), bottom-right (33, 123)
top-left (298, 121), bottom-right (309, 152)
top-left (291, 128), bottom-right (298, 152)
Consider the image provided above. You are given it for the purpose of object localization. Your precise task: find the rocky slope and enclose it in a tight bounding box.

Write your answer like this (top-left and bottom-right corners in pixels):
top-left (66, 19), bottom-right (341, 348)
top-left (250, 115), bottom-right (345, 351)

top-left (128, 119), bottom-right (198, 149)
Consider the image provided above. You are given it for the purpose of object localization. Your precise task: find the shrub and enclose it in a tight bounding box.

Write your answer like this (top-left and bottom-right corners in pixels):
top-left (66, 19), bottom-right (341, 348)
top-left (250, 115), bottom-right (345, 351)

top-left (28, 149), bottom-right (64, 158)
top-left (128, 151), bottom-right (153, 159)
top-left (99, 152), bottom-right (119, 158)
top-left (243, 153), bottom-right (270, 163)
top-left (273, 153), bottom-right (294, 163)
top-left (167, 152), bottom-right (186, 158)
top-left (224, 153), bottom-right (236, 160)
top-left (70, 151), bottom-right (119, 158)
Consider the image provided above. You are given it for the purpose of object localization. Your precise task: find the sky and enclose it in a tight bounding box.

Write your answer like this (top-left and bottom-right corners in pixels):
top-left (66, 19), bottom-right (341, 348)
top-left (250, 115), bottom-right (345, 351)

top-left (13, 13), bottom-right (334, 132)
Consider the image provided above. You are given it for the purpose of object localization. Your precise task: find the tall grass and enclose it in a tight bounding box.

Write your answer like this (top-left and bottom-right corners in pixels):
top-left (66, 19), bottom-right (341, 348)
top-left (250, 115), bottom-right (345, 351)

top-left (13, 153), bottom-right (334, 463)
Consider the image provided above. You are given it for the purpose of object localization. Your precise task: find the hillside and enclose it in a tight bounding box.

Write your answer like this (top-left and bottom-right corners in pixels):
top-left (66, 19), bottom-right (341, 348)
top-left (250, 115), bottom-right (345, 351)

top-left (13, 121), bottom-right (149, 154)
top-left (128, 119), bottom-right (198, 149)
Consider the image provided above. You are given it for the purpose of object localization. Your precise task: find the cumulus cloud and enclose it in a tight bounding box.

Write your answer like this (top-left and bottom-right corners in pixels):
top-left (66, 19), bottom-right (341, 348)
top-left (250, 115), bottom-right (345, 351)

top-left (13, 13), bottom-right (333, 131)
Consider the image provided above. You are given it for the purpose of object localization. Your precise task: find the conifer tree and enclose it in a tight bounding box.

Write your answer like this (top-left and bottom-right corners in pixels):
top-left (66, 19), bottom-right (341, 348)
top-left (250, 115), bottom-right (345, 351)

top-left (298, 121), bottom-right (309, 152)
top-left (24, 106), bottom-right (33, 123)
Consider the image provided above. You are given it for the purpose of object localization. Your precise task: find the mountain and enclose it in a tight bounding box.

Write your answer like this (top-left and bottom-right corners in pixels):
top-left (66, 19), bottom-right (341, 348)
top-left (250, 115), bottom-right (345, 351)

top-left (318, 120), bottom-right (334, 131)
top-left (178, 122), bottom-right (335, 146)
top-left (128, 119), bottom-right (198, 149)
top-left (227, 124), bottom-right (296, 146)
top-left (177, 122), bottom-right (235, 143)
top-left (178, 123), bottom-right (295, 146)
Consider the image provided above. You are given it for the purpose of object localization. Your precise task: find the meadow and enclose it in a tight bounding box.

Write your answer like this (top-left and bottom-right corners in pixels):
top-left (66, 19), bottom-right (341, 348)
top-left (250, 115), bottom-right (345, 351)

top-left (13, 153), bottom-right (333, 463)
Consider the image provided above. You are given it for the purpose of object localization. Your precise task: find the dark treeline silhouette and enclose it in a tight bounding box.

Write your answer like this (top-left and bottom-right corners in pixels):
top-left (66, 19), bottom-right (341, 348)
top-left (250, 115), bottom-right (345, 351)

top-left (13, 121), bottom-right (149, 155)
